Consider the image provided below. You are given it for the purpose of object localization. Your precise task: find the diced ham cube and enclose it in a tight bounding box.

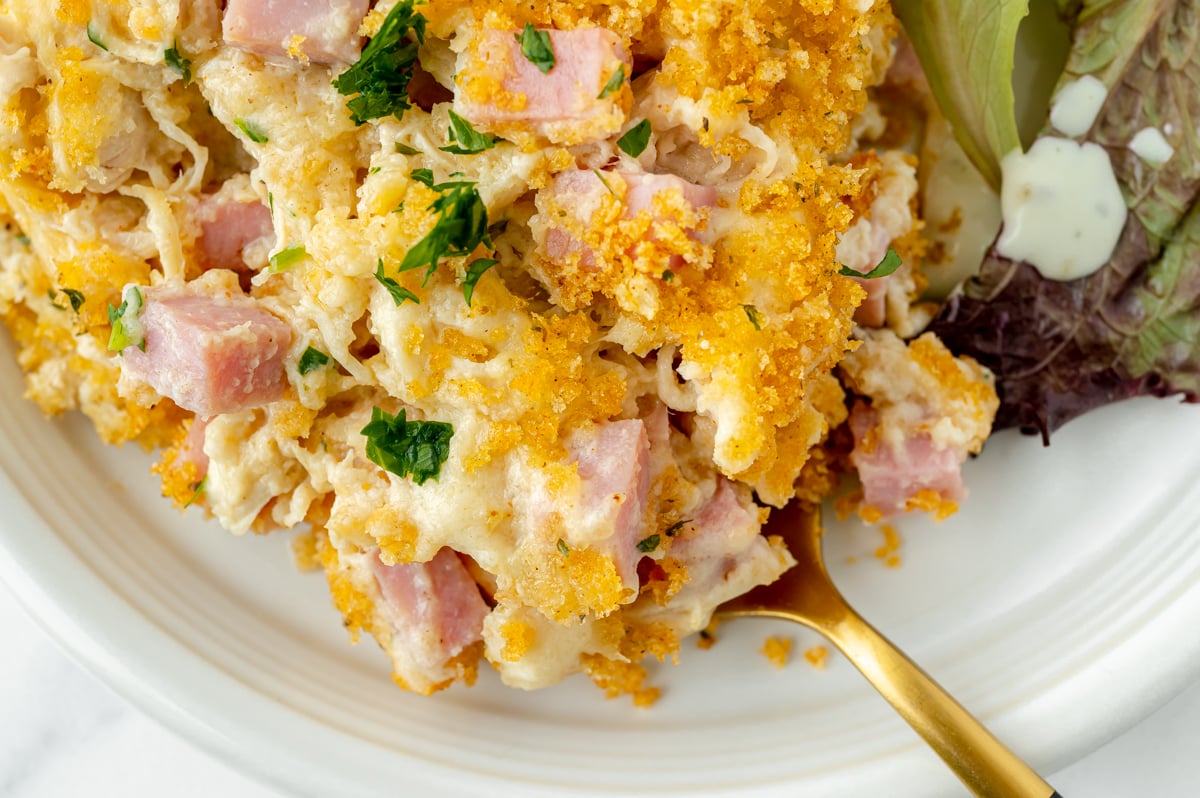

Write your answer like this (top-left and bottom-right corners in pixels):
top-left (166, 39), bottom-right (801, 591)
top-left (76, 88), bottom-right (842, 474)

top-left (851, 274), bottom-right (889, 327)
top-left (222, 0), bottom-right (370, 65)
top-left (669, 478), bottom-right (761, 565)
top-left (568, 419), bottom-right (652, 587)
top-left (121, 286), bottom-right (292, 417)
top-left (542, 169), bottom-right (716, 269)
top-left (456, 27), bottom-right (632, 144)
top-left (848, 402), bottom-right (965, 516)
top-left (193, 195), bottom-right (274, 277)
top-left (370, 548), bottom-right (489, 685)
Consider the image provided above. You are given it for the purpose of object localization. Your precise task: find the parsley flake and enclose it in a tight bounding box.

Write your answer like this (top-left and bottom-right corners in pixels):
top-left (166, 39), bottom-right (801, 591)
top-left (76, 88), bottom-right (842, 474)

top-left (636, 534), bottom-right (661, 553)
top-left (333, 0), bottom-right (426, 125)
top-left (399, 179), bottom-right (492, 281)
top-left (360, 407), bottom-right (453, 485)
top-left (183, 476), bottom-right (207, 508)
top-left (395, 141), bottom-right (423, 155)
top-left (461, 257), bottom-right (497, 306)
top-left (661, 269), bottom-right (675, 283)
top-left (592, 169), bottom-right (617, 197)
top-left (557, 538), bottom-right (570, 557)
top-left (410, 168), bottom-right (435, 187)
top-left (164, 44), bottom-right (191, 84)
top-left (617, 119), bottom-right (651, 158)
top-left (234, 118), bottom-right (268, 144)
top-left (742, 304), bottom-right (763, 330)
top-left (268, 244), bottom-right (306, 272)
top-left (107, 286), bottom-right (145, 352)
top-left (60, 288), bottom-right (86, 313)
top-left (374, 259), bottom-right (420, 305)
top-left (840, 247), bottom-right (903, 279)
top-left (664, 519), bottom-right (689, 537)
top-left (87, 21), bottom-right (108, 51)
top-left (597, 64), bottom-right (625, 99)
top-left (15, 233), bottom-right (30, 247)
top-left (298, 346), bottom-right (331, 375)
top-left (439, 109), bottom-right (498, 155)
top-left (515, 23), bottom-right (555, 74)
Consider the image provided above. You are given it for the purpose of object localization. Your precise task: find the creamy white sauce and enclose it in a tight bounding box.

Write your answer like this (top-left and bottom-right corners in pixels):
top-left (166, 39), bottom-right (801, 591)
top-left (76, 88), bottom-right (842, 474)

top-left (1129, 127), bottom-right (1174, 166)
top-left (996, 137), bottom-right (1127, 281)
top-left (1049, 75), bottom-right (1108, 137)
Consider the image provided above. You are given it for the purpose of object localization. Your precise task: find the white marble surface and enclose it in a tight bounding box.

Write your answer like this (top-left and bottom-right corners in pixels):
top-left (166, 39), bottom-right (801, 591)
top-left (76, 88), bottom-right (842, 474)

top-left (2, 581), bottom-right (1198, 798)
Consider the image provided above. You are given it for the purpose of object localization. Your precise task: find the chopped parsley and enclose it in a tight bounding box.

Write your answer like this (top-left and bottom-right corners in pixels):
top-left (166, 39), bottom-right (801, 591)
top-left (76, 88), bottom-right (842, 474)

top-left (557, 538), bottom-right (570, 557)
top-left (15, 233), bottom-right (30, 246)
top-left (664, 519), bottom-right (689, 537)
top-left (661, 269), bottom-right (675, 282)
top-left (87, 21), bottom-right (108, 51)
top-left (234, 118), bottom-right (268, 144)
top-left (598, 64), bottom-right (625, 99)
top-left (268, 244), bottom-right (306, 272)
top-left (395, 141), bottom-right (423, 155)
top-left (439, 109), bottom-right (498, 155)
top-left (636, 534), bottom-right (661, 553)
top-left (742, 304), bottom-right (763, 330)
top-left (183, 476), bottom-right (207, 508)
top-left (164, 44), bottom-right (191, 84)
top-left (592, 169), bottom-right (616, 197)
top-left (515, 23), bottom-right (555, 74)
top-left (107, 286), bottom-right (145, 352)
top-left (840, 247), bottom-right (903, 279)
top-left (374, 259), bottom-right (420, 305)
top-left (360, 407), bottom-right (453, 485)
top-left (462, 257), bottom-right (497, 306)
top-left (410, 168), bottom-right (435, 187)
top-left (399, 178), bottom-right (491, 281)
top-left (298, 346), bottom-right (331, 375)
top-left (60, 288), bottom-right (86, 313)
top-left (617, 119), bottom-right (651, 158)
top-left (333, 0), bottom-right (426, 125)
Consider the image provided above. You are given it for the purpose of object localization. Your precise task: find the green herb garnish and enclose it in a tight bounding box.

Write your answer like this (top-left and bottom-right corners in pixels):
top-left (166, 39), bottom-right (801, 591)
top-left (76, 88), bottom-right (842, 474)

top-left (107, 286), bottom-right (145, 352)
top-left (410, 168), bottom-right (435, 187)
top-left (268, 244), bottom-right (306, 272)
top-left (360, 407), bottom-right (453, 485)
top-left (664, 519), bottom-right (689, 537)
top-left (399, 179), bottom-right (492, 281)
top-left (87, 21), bottom-right (108, 51)
top-left (333, 0), bottom-right (426, 125)
top-left (598, 64), bottom-right (625, 99)
top-left (439, 109), bottom-right (498, 155)
top-left (462, 257), bottom-right (497, 306)
top-left (60, 288), bottom-right (86, 313)
top-left (636, 534), bottom-right (661, 553)
top-left (298, 346), bottom-right (331, 375)
top-left (374, 259), bottom-right (420, 305)
top-left (234, 118), bottom-right (268, 144)
top-left (557, 538), bottom-right (570, 557)
top-left (15, 233), bottom-right (30, 247)
top-left (395, 141), bottom-right (422, 155)
top-left (617, 119), bottom-right (651, 158)
top-left (515, 23), bottom-right (555, 74)
top-left (183, 476), bottom-right (207, 508)
top-left (839, 247), bottom-right (903, 279)
top-left (592, 169), bottom-right (616, 197)
top-left (164, 44), bottom-right (191, 84)
top-left (661, 269), bottom-right (675, 283)
top-left (742, 304), bottom-right (763, 330)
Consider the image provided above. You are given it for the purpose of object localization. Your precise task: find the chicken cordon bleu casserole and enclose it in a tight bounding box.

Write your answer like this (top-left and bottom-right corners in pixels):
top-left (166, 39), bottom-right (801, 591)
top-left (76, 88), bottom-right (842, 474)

top-left (0, 0), bottom-right (999, 702)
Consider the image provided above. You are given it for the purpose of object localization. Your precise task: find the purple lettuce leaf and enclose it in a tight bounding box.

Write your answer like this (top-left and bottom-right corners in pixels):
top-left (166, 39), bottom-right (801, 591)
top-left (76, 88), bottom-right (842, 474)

top-left (926, 0), bottom-right (1200, 441)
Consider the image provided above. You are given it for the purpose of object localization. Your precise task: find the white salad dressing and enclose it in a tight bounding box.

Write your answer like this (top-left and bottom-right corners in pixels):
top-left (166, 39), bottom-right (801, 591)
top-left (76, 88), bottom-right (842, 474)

top-left (1049, 75), bottom-right (1108, 137)
top-left (996, 137), bottom-right (1127, 281)
top-left (1129, 127), bottom-right (1175, 166)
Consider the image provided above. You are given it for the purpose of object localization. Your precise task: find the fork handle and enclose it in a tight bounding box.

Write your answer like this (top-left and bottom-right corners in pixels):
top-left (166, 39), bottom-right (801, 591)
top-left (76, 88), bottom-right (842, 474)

top-left (826, 608), bottom-right (1061, 798)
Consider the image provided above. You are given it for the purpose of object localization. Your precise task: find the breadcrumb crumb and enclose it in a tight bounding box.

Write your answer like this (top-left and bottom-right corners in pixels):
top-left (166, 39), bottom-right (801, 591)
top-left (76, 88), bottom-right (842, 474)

top-left (761, 636), bottom-right (792, 669)
top-left (804, 645), bottom-right (829, 670)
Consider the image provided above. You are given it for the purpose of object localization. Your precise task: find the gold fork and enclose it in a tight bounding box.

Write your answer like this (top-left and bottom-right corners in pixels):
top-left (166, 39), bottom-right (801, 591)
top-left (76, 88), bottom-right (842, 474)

top-left (718, 502), bottom-right (1062, 798)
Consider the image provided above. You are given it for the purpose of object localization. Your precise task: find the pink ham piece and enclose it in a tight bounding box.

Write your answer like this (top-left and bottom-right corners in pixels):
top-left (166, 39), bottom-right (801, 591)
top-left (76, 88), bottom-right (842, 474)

top-left (179, 417), bottom-right (209, 478)
top-left (456, 28), bottom-right (632, 144)
top-left (852, 274), bottom-right (888, 328)
top-left (193, 195), bottom-right (274, 277)
top-left (543, 170), bottom-right (717, 269)
top-left (222, 0), bottom-right (370, 65)
top-left (370, 548), bottom-right (489, 681)
top-left (568, 419), bottom-right (651, 587)
top-left (121, 286), bottom-right (291, 417)
top-left (669, 478), bottom-right (761, 564)
top-left (848, 402), bottom-right (965, 516)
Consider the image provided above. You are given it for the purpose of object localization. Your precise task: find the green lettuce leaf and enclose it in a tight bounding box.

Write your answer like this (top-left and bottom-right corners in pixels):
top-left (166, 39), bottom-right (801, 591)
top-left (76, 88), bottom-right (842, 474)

top-left (928, 0), bottom-right (1200, 440)
top-left (893, 0), bottom-right (1029, 190)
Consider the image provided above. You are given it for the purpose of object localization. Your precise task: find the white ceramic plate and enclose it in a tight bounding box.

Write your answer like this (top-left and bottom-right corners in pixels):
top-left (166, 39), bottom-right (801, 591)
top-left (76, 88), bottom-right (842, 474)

top-left (3, 326), bottom-right (1200, 798)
